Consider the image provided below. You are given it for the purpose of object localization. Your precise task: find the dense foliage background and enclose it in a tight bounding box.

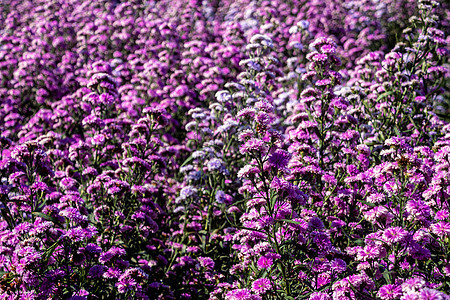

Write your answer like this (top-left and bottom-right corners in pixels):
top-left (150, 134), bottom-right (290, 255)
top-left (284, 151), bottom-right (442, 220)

top-left (0, 0), bottom-right (449, 299)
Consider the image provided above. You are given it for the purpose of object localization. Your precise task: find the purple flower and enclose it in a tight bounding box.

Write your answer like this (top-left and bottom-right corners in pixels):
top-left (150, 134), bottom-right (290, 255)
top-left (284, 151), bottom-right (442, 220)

top-left (309, 292), bottom-right (331, 300)
top-left (215, 190), bottom-right (232, 205)
top-left (170, 85), bottom-right (188, 98)
top-left (366, 193), bottom-right (385, 204)
top-left (116, 277), bottom-right (137, 294)
top-left (31, 181), bottom-right (48, 192)
top-left (419, 288), bottom-right (447, 300)
top-left (268, 149), bottom-right (291, 169)
top-left (20, 291), bottom-right (37, 300)
top-left (356, 245), bottom-right (381, 261)
top-left (257, 255), bottom-right (273, 269)
top-left (406, 200), bottom-right (430, 221)
top-left (322, 174), bottom-right (337, 185)
top-left (270, 176), bottom-right (290, 191)
top-left (312, 53), bottom-right (328, 63)
top-left (59, 206), bottom-right (86, 221)
top-left (430, 222), bottom-right (450, 237)
top-left (99, 249), bottom-right (117, 264)
top-left (88, 265), bottom-right (104, 278)
top-left (252, 278), bottom-right (271, 294)
top-left (239, 138), bottom-right (266, 154)
top-left (63, 226), bottom-right (97, 242)
top-left (435, 210), bottom-right (449, 221)
top-left (225, 288), bottom-right (253, 300)
top-left (410, 245), bottom-right (431, 260)
top-left (402, 277), bottom-right (425, 293)
top-left (237, 108), bottom-right (256, 119)
top-left (377, 284), bottom-right (402, 299)
top-left (321, 44), bottom-right (336, 54)
top-left (298, 20), bottom-right (309, 29)
top-left (178, 186), bottom-right (198, 200)
top-left (330, 258), bottom-right (346, 273)
top-left (238, 129), bottom-right (254, 141)
top-left (103, 267), bottom-right (121, 279)
top-left (382, 227), bottom-right (408, 245)
top-left (91, 134), bottom-right (106, 146)
top-left (237, 164), bottom-right (260, 178)
top-left (307, 216), bottom-right (324, 231)
top-left (60, 177), bottom-right (77, 190)
top-left (207, 158), bottom-right (224, 172)
top-left (197, 257), bottom-right (215, 270)
top-left (215, 90), bottom-right (232, 103)
top-left (255, 111), bottom-right (272, 126)
top-left (85, 243), bottom-right (102, 253)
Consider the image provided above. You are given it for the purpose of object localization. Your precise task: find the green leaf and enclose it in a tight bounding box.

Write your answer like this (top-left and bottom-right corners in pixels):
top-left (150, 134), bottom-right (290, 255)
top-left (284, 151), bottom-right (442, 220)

top-left (277, 262), bottom-right (284, 274)
top-left (42, 241), bottom-right (59, 261)
top-left (353, 238), bottom-right (364, 246)
top-left (88, 213), bottom-right (96, 224)
top-left (382, 269), bottom-right (391, 284)
top-left (357, 199), bottom-right (377, 207)
top-left (278, 219), bottom-right (305, 225)
top-left (32, 212), bottom-right (59, 223)
top-left (377, 91), bottom-right (395, 101)
top-left (180, 155), bottom-right (194, 168)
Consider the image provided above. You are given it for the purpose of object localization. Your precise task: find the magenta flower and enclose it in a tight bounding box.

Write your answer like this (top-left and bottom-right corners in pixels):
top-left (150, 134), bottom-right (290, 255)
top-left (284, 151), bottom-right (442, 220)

top-left (197, 257), bottom-right (215, 270)
top-left (430, 222), bottom-right (450, 237)
top-left (255, 111), bottom-right (272, 126)
top-left (257, 255), bottom-right (273, 269)
top-left (225, 289), bottom-right (253, 300)
top-left (91, 134), bottom-right (106, 146)
top-left (116, 277), bottom-right (137, 294)
top-left (356, 245), bottom-right (381, 261)
top-left (382, 227), bottom-right (408, 245)
top-left (237, 108), bottom-right (256, 119)
top-left (251, 278), bottom-right (271, 294)
top-left (377, 284), bottom-right (402, 299)
top-left (315, 79), bottom-right (331, 86)
top-left (330, 258), bottom-right (346, 273)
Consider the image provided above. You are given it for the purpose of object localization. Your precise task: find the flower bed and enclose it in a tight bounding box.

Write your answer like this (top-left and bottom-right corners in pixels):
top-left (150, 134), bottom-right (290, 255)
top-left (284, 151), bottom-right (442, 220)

top-left (0, 0), bottom-right (448, 299)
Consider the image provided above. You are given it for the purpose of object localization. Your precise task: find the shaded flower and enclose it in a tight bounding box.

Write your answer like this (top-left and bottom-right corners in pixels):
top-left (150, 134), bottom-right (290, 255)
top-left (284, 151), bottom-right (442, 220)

top-left (268, 149), bottom-right (291, 169)
top-left (88, 265), bottom-right (104, 278)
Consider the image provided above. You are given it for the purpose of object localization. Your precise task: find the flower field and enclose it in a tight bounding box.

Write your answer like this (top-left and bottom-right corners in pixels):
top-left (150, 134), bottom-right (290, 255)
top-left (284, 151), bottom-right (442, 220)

top-left (0, 0), bottom-right (449, 299)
